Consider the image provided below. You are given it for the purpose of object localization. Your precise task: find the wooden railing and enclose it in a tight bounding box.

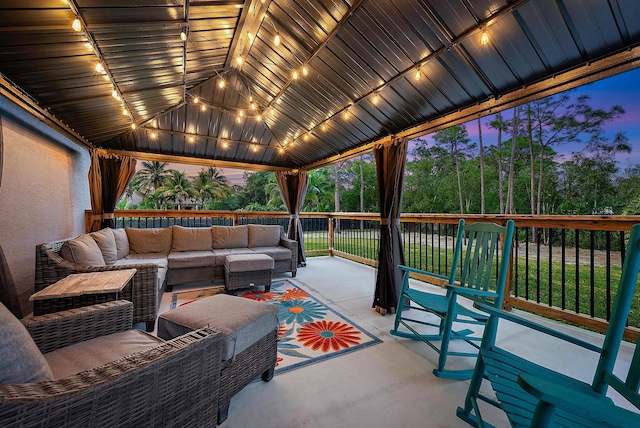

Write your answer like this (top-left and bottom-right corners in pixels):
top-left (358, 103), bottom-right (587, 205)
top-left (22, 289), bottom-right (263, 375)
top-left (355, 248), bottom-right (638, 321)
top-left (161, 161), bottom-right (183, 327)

top-left (91, 210), bottom-right (640, 340)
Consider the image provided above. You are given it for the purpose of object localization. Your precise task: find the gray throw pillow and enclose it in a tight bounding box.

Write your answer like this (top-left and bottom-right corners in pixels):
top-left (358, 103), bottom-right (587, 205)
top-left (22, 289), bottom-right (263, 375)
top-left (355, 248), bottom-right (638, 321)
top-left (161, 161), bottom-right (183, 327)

top-left (112, 228), bottom-right (130, 259)
top-left (0, 302), bottom-right (54, 383)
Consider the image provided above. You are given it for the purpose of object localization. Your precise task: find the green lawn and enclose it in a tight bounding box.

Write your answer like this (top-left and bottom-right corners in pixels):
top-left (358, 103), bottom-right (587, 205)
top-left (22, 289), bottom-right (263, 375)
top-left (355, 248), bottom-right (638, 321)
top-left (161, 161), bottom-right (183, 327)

top-left (304, 233), bottom-right (640, 328)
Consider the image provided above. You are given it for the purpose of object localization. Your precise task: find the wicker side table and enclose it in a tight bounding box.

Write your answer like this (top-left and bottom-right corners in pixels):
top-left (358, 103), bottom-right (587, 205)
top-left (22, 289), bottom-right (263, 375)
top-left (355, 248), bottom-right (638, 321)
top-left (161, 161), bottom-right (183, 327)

top-left (224, 254), bottom-right (274, 292)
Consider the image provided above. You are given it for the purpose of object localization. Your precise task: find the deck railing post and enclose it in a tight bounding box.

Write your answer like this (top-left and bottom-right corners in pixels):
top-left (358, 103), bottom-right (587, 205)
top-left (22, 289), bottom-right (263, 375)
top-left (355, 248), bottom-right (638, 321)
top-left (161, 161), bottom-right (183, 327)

top-left (328, 215), bottom-right (335, 256)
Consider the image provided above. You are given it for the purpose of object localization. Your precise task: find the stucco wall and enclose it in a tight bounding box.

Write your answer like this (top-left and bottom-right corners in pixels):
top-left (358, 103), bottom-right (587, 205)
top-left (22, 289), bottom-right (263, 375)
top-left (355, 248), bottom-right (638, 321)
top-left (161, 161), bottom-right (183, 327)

top-left (0, 100), bottom-right (91, 315)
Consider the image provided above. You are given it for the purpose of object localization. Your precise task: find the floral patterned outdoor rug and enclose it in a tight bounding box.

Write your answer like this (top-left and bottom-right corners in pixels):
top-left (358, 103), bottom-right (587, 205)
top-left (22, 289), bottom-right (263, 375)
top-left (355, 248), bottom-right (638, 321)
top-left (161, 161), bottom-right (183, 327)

top-left (170, 279), bottom-right (381, 374)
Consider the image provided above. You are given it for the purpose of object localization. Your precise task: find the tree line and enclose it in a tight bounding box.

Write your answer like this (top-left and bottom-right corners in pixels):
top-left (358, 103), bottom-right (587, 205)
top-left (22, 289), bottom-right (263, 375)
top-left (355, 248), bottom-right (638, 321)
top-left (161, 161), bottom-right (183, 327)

top-left (121, 92), bottom-right (640, 216)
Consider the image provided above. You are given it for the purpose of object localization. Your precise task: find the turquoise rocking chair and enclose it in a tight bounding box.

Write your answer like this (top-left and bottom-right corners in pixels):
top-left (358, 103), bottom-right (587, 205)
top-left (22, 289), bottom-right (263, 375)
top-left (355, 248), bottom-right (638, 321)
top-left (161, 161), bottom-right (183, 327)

top-left (457, 223), bottom-right (640, 428)
top-left (390, 219), bottom-right (515, 379)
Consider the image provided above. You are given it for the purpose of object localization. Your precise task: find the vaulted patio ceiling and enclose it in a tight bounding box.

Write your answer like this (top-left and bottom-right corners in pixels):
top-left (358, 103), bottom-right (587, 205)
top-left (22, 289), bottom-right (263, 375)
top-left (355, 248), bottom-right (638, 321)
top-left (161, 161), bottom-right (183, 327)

top-left (1, 0), bottom-right (639, 171)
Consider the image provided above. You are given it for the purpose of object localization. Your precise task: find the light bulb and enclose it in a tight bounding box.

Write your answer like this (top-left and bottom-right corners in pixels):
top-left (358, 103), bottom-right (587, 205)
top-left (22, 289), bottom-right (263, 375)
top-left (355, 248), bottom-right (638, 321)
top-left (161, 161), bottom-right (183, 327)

top-left (302, 66), bottom-right (309, 76)
top-left (180, 32), bottom-right (187, 41)
top-left (481, 30), bottom-right (489, 45)
top-left (218, 79), bottom-right (226, 89)
top-left (304, 133), bottom-right (310, 141)
top-left (95, 62), bottom-right (105, 73)
top-left (322, 124), bottom-right (327, 131)
top-left (292, 70), bottom-right (298, 80)
top-left (201, 104), bottom-right (206, 112)
top-left (189, 136), bottom-right (194, 143)
top-left (414, 69), bottom-right (422, 81)
top-left (247, 32), bottom-right (254, 41)
top-left (72, 18), bottom-right (82, 32)
top-left (84, 42), bottom-right (93, 51)
top-left (193, 96), bottom-right (199, 104)
top-left (131, 123), bottom-right (137, 129)
top-left (239, 110), bottom-right (244, 117)
top-left (373, 93), bottom-right (379, 105)
top-left (236, 116), bottom-right (241, 123)
top-left (279, 147), bottom-right (285, 153)
top-left (151, 132), bottom-right (158, 139)
top-left (222, 141), bottom-right (229, 148)
top-left (112, 90), bottom-right (119, 99)
top-left (252, 145), bottom-right (258, 152)
top-left (122, 108), bottom-right (129, 116)
top-left (250, 102), bottom-right (256, 110)
top-left (256, 115), bottom-right (262, 121)
top-left (236, 56), bottom-right (243, 65)
top-left (274, 32), bottom-right (281, 47)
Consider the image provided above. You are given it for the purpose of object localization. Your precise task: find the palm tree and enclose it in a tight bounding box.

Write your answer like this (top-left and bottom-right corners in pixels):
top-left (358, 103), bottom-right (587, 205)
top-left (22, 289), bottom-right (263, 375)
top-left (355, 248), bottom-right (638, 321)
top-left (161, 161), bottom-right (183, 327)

top-left (203, 167), bottom-right (229, 187)
top-left (305, 169), bottom-right (333, 212)
top-left (192, 171), bottom-right (228, 209)
top-left (157, 170), bottom-right (197, 209)
top-left (265, 174), bottom-right (286, 210)
top-left (135, 161), bottom-right (174, 196)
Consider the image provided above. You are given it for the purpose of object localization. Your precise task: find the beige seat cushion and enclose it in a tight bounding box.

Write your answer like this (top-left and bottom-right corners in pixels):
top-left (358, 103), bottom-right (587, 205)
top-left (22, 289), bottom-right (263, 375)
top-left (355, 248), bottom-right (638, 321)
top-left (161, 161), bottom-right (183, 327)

top-left (225, 254), bottom-right (274, 272)
top-left (248, 225), bottom-right (281, 248)
top-left (167, 251), bottom-right (216, 269)
top-left (126, 227), bottom-right (172, 254)
top-left (172, 226), bottom-right (213, 252)
top-left (90, 228), bottom-right (118, 265)
top-left (157, 294), bottom-right (278, 361)
top-left (44, 330), bottom-right (163, 379)
top-left (114, 253), bottom-right (169, 270)
top-left (211, 248), bottom-right (254, 265)
top-left (250, 246), bottom-right (292, 261)
top-left (212, 225), bottom-right (248, 249)
top-left (59, 234), bottom-right (106, 266)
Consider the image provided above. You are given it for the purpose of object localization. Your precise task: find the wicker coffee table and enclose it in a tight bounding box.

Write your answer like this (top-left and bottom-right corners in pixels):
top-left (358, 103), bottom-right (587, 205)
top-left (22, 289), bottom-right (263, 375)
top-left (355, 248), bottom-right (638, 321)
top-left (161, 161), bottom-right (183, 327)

top-left (224, 253), bottom-right (274, 292)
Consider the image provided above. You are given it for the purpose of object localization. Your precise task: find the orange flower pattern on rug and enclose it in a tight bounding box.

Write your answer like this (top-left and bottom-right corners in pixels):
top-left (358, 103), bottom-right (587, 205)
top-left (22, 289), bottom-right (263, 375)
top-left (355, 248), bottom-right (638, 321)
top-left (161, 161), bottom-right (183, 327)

top-left (278, 288), bottom-right (309, 301)
top-left (239, 290), bottom-right (277, 301)
top-left (297, 320), bottom-right (361, 352)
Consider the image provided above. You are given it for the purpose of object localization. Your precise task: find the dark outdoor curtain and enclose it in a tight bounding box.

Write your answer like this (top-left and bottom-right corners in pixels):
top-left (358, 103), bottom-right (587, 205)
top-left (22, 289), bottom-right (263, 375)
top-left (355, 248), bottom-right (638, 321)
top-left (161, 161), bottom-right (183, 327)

top-left (88, 149), bottom-right (137, 231)
top-left (274, 170), bottom-right (309, 266)
top-left (372, 136), bottom-right (408, 315)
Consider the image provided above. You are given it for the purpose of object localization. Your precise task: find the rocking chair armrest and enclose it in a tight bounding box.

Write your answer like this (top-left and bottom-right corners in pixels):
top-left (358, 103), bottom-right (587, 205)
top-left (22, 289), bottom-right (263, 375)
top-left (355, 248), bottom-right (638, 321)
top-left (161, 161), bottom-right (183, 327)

top-left (447, 284), bottom-right (497, 298)
top-left (398, 265), bottom-right (449, 282)
top-left (474, 301), bottom-right (603, 353)
top-left (518, 373), bottom-right (640, 426)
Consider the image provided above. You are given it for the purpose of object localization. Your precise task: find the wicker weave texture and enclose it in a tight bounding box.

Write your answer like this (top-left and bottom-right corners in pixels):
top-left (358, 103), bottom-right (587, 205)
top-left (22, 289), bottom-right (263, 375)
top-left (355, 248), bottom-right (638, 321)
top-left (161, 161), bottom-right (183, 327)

top-left (1, 309), bottom-right (223, 427)
top-left (35, 240), bottom-right (160, 326)
top-left (224, 267), bottom-right (272, 291)
top-left (23, 300), bottom-right (134, 353)
top-left (218, 329), bottom-right (278, 410)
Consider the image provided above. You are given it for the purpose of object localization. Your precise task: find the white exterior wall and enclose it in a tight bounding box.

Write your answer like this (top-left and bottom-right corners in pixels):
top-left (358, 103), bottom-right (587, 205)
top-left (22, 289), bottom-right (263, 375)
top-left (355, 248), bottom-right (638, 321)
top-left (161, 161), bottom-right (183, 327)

top-left (0, 98), bottom-right (90, 314)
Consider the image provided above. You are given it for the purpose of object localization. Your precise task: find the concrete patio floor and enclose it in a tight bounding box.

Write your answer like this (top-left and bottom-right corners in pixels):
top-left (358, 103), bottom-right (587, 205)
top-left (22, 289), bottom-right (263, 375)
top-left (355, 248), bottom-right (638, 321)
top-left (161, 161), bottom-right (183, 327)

top-left (159, 256), bottom-right (636, 428)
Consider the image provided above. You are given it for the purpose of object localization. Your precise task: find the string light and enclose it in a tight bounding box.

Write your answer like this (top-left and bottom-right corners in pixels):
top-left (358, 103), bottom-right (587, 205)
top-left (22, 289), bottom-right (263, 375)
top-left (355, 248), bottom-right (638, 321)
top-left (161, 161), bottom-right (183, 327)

top-left (250, 102), bottom-right (256, 110)
top-left (481, 30), bottom-right (489, 45)
top-left (304, 133), bottom-right (310, 141)
top-left (151, 131), bottom-right (158, 139)
top-left (122, 108), bottom-right (129, 116)
top-left (236, 56), bottom-right (243, 65)
top-left (302, 65), bottom-right (309, 76)
top-left (72, 18), bottom-right (82, 32)
top-left (256, 115), bottom-right (262, 121)
top-left (373, 93), bottom-right (380, 105)
top-left (193, 96), bottom-right (199, 104)
top-left (247, 32), bottom-right (254, 41)
top-left (218, 79), bottom-right (226, 89)
top-left (201, 104), bottom-right (206, 112)
top-left (252, 145), bottom-right (258, 152)
top-left (95, 62), bottom-right (105, 73)
top-left (180, 31), bottom-right (187, 41)
top-left (189, 136), bottom-right (195, 143)
top-left (414, 68), bottom-right (422, 81)
top-left (111, 90), bottom-right (120, 99)
top-left (222, 141), bottom-right (229, 148)
top-left (343, 109), bottom-right (350, 120)
top-left (131, 123), bottom-right (137, 129)
top-left (292, 70), bottom-right (298, 80)
top-left (322, 123), bottom-right (327, 131)
top-left (274, 32), bottom-right (281, 47)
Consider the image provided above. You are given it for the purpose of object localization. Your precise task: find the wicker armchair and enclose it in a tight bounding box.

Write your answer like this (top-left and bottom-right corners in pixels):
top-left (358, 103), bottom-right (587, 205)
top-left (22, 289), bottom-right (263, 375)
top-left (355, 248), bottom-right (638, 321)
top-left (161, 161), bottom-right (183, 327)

top-left (36, 240), bottom-right (161, 331)
top-left (0, 300), bottom-right (222, 428)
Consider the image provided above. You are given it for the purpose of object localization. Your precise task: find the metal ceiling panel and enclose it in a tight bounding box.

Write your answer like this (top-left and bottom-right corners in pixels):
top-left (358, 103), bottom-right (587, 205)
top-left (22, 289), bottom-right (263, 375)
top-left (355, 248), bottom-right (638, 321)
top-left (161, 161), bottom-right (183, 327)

top-left (1, 0), bottom-right (639, 169)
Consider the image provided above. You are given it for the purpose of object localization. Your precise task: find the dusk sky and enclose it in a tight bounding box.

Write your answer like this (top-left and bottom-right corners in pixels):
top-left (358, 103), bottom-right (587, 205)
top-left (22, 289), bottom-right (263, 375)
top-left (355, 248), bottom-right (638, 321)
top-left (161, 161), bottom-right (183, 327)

top-left (168, 67), bottom-right (640, 185)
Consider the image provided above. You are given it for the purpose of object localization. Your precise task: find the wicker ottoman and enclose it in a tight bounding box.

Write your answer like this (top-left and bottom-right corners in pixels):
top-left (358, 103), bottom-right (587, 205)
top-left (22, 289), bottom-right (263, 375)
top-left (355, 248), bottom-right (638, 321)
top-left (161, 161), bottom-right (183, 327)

top-left (158, 294), bottom-right (278, 424)
top-left (224, 253), bottom-right (274, 292)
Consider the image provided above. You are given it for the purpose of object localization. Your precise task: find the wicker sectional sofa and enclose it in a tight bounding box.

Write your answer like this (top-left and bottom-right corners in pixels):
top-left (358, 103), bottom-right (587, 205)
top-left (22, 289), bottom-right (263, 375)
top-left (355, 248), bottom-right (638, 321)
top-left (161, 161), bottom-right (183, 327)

top-left (36, 224), bottom-right (298, 331)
